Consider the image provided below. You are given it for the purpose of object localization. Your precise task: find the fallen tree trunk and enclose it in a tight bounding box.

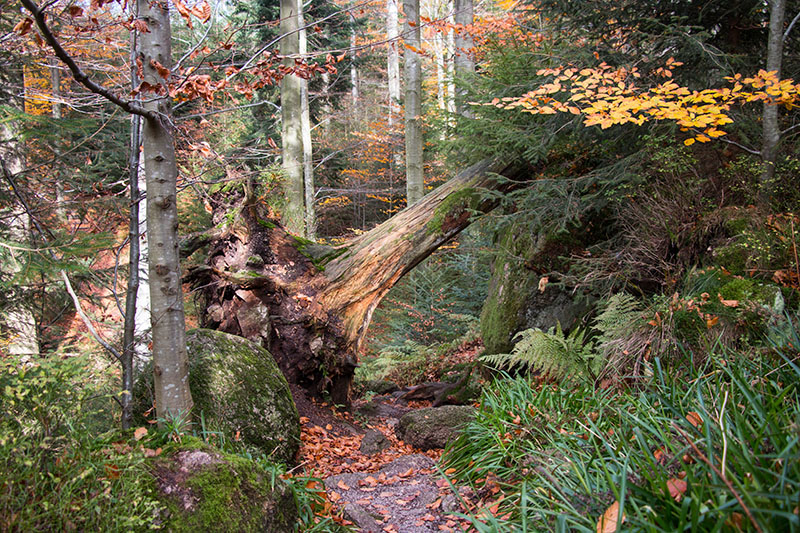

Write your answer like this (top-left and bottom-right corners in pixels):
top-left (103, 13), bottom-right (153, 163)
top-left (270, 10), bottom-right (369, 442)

top-left (190, 158), bottom-right (530, 405)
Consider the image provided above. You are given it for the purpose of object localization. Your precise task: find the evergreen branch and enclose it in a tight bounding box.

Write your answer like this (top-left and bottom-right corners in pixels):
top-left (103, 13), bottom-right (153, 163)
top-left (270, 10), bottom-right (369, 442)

top-left (1, 157), bottom-right (123, 362)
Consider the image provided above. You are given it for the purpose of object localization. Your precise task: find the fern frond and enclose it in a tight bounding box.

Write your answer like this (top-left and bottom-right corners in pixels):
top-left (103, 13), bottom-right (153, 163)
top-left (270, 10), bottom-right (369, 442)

top-left (480, 324), bottom-right (598, 381)
top-left (594, 293), bottom-right (643, 342)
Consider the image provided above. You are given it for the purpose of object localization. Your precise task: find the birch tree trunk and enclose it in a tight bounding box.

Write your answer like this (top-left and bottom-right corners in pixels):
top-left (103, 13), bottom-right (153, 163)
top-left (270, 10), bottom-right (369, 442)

top-left (280, 0), bottom-right (305, 235)
top-left (0, 121), bottom-right (39, 363)
top-left (350, 21), bottom-right (359, 109)
top-left (403, 0), bottom-right (424, 205)
top-left (136, 0), bottom-right (193, 422)
top-left (758, 0), bottom-right (786, 207)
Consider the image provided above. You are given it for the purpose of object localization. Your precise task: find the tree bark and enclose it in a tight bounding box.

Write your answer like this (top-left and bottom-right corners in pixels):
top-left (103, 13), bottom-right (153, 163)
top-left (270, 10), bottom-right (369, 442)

top-left (299, 1), bottom-right (315, 239)
top-left (453, 0), bottom-right (474, 117)
top-left (403, 0), bottom-right (424, 205)
top-left (350, 16), bottom-right (359, 109)
top-left (191, 158), bottom-right (529, 406)
top-left (137, 0), bottom-right (193, 422)
top-left (0, 121), bottom-right (39, 363)
top-left (387, 0), bottom-right (401, 127)
top-left (758, 0), bottom-right (786, 207)
top-left (280, 0), bottom-right (306, 236)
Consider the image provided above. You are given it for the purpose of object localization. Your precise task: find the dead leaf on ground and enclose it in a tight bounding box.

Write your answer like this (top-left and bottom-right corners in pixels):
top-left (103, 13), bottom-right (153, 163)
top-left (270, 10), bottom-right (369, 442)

top-left (667, 478), bottom-right (687, 502)
top-left (134, 427), bottom-right (148, 441)
top-left (597, 501), bottom-right (625, 533)
top-left (686, 411), bottom-right (703, 428)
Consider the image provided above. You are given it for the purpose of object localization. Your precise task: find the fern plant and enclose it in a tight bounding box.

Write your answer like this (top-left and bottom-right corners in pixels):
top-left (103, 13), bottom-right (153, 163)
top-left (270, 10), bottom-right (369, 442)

top-left (481, 323), bottom-right (601, 381)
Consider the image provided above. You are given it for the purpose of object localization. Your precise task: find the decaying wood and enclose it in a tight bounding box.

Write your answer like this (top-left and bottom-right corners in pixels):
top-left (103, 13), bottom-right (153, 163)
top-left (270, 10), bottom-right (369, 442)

top-left (190, 158), bottom-right (529, 405)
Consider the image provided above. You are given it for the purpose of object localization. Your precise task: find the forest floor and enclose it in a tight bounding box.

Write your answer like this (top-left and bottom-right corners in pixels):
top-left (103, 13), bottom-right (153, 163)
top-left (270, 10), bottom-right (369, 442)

top-left (290, 385), bottom-right (479, 532)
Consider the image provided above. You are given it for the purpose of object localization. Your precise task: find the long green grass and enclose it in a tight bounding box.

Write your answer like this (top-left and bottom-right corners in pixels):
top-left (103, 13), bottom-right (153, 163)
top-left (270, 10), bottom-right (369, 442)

top-left (444, 336), bottom-right (800, 532)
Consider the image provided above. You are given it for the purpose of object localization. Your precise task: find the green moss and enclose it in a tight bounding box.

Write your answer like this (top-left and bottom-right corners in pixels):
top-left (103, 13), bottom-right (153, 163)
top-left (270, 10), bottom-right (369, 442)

top-left (257, 218), bottom-right (277, 229)
top-left (134, 330), bottom-right (300, 464)
top-left (427, 187), bottom-right (477, 235)
top-left (480, 226), bottom-right (537, 354)
top-left (246, 255), bottom-right (265, 268)
top-left (291, 237), bottom-right (348, 270)
top-left (154, 438), bottom-right (295, 532)
top-left (713, 244), bottom-right (747, 275)
top-left (673, 309), bottom-right (705, 344)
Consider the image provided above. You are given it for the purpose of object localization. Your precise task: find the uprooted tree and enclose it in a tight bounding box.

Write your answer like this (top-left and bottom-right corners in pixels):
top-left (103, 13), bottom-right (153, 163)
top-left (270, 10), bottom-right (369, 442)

top-left (189, 158), bottom-right (530, 405)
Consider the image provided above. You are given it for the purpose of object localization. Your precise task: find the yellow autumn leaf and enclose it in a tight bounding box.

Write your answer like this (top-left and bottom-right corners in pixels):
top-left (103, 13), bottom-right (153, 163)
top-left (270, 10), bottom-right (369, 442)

top-left (684, 138), bottom-right (695, 146)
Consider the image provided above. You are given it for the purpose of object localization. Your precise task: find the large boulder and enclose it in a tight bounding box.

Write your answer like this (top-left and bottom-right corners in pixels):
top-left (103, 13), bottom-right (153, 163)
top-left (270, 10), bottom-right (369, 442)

top-left (397, 406), bottom-right (475, 450)
top-left (134, 329), bottom-right (300, 464)
top-left (151, 437), bottom-right (296, 532)
top-left (481, 224), bottom-right (589, 354)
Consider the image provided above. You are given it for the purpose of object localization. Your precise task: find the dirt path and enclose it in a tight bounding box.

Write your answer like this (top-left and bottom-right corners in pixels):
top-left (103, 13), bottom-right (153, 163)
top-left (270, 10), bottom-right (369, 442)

top-left (292, 387), bottom-right (473, 532)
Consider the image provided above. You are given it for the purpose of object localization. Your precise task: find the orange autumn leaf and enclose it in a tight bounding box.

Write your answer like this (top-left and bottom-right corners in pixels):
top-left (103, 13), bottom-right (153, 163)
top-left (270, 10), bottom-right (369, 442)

top-left (686, 411), bottom-right (703, 428)
top-left (133, 427), bottom-right (148, 441)
top-left (597, 501), bottom-right (625, 533)
top-left (667, 478), bottom-right (688, 502)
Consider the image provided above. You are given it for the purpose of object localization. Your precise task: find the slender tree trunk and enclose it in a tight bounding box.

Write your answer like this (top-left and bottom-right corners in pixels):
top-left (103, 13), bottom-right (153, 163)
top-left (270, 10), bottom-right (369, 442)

top-left (453, 0), bottom-right (474, 117)
top-left (403, 0), bottom-right (424, 205)
top-left (280, 0), bottom-right (306, 235)
top-left (299, 1), bottom-right (315, 239)
top-left (192, 158), bottom-right (529, 406)
top-left (758, 0), bottom-right (786, 207)
top-left (136, 0), bottom-right (193, 422)
top-left (49, 58), bottom-right (67, 221)
top-left (387, 0), bottom-right (401, 127)
top-left (134, 142), bottom-right (151, 366)
top-left (122, 113), bottom-right (141, 430)
top-left (446, 11), bottom-right (456, 117)
top-left (433, 32), bottom-right (446, 112)
top-left (0, 122), bottom-right (39, 363)
top-left (350, 20), bottom-right (359, 109)
top-left (121, 24), bottom-right (143, 429)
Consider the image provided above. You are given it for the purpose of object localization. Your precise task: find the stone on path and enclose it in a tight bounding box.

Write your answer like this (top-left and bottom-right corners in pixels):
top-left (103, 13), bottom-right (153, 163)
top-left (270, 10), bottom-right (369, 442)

top-left (397, 406), bottom-right (475, 450)
top-left (324, 455), bottom-right (456, 533)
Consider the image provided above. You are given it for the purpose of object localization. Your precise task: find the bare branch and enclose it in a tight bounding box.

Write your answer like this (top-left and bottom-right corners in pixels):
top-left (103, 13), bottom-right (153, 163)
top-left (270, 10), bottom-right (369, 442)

top-left (19, 0), bottom-right (156, 120)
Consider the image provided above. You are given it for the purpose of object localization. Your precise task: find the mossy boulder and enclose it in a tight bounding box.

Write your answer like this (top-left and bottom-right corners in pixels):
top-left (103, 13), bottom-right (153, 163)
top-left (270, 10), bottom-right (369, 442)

top-left (151, 437), bottom-right (296, 532)
top-left (134, 329), bottom-right (300, 464)
top-left (481, 224), bottom-right (588, 354)
top-left (397, 406), bottom-right (475, 450)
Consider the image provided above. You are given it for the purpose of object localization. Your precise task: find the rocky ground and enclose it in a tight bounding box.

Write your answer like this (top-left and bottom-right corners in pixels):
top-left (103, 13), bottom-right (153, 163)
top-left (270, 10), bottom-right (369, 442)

top-left (291, 385), bottom-right (478, 532)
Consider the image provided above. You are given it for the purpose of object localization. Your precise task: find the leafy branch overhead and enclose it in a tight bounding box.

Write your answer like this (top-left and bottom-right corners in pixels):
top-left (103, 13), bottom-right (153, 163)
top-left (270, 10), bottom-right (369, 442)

top-left (478, 61), bottom-right (800, 145)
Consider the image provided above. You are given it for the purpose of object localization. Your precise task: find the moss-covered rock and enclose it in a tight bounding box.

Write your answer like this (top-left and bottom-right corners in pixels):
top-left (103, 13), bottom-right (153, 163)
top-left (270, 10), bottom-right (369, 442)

top-left (480, 224), bottom-right (589, 354)
top-left (151, 437), bottom-right (296, 532)
top-left (134, 329), bottom-right (300, 464)
top-left (397, 406), bottom-right (475, 450)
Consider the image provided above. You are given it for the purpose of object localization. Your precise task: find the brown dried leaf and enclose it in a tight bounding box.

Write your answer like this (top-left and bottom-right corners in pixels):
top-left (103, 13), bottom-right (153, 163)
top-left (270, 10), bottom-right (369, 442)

top-left (667, 478), bottom-right (687, 502)
top-left (597, 501), bottom-right (625, 533)
top-left (13, 18), bottom-right (33, 36)
top-left (686, 411), bottom-right (703, 428)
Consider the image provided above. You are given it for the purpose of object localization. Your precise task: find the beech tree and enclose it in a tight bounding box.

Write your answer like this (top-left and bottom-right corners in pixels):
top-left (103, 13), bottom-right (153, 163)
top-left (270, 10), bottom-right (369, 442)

top-left (403, 0), bottom-right (424, 205)
top-left (20, 0), bottom-right (194, 422)
top-left (280, 0), bottom-right (306, 235)
top-left (453, 0), bottom-right (474, 116)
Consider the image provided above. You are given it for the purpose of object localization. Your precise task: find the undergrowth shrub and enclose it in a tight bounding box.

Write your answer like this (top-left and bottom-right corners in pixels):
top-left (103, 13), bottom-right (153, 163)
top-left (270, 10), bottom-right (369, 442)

top-left (0, 354), bottom-right (161, 531)
top-left (444, 334), bottom-right (800, 532)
